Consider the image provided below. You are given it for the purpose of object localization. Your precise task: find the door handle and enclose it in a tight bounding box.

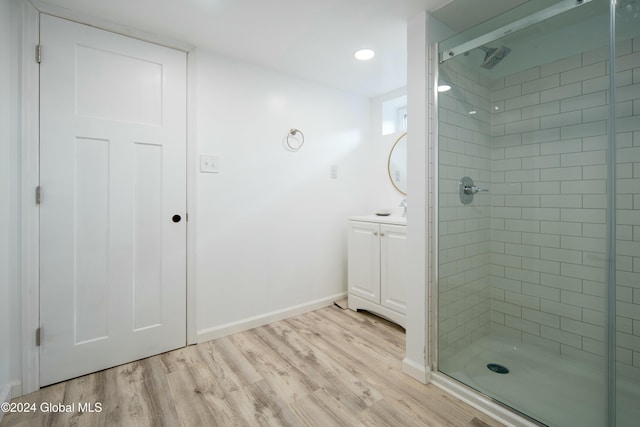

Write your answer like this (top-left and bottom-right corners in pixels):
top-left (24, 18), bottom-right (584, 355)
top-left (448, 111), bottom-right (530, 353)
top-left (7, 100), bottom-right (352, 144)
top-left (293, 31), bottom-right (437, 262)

top-left (172, 214), bottom-right (181, 223)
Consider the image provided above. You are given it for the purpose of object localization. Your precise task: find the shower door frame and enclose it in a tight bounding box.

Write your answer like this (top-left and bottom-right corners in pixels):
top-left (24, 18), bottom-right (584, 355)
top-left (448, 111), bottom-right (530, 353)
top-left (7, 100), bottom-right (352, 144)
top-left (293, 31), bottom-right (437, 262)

top-left (429, 1), bottom-right (619, 425)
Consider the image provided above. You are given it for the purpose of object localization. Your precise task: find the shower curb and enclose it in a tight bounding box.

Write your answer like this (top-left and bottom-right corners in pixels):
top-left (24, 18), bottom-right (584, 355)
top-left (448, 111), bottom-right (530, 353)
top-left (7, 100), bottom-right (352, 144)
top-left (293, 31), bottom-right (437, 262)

top-left (430, 373), bottom-right (539, 427)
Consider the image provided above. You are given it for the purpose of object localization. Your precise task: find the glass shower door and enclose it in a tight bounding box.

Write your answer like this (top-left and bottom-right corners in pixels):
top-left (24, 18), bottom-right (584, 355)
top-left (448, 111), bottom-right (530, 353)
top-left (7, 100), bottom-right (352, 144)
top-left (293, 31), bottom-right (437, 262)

top-left (615, 1), bottom-right (640, 425)
top-left (436, 0), bottom-right (616, 425)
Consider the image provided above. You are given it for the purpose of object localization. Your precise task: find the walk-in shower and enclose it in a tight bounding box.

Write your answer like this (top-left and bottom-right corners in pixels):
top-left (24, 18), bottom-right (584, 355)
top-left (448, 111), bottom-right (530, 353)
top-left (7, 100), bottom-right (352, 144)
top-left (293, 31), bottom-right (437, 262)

top-left (434, 0), bottom-right (639, 425)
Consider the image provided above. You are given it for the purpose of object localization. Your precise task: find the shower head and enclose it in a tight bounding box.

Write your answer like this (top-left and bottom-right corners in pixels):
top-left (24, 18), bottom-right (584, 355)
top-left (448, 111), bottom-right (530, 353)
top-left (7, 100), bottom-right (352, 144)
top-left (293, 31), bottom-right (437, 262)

top-left (479, 45), bottom-right (511, 69)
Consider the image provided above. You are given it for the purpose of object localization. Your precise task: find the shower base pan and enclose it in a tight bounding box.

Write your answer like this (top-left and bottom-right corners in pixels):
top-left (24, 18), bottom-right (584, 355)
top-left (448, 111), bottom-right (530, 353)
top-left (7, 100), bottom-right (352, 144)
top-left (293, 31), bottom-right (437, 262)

top-left (437, 334), bottom-right (639, 427)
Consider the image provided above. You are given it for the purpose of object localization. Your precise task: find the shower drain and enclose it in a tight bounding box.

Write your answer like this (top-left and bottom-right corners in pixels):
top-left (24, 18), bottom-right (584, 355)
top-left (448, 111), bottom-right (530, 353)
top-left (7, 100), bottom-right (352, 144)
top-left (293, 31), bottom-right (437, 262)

top-left (487, 363), bottom-right (509, 374)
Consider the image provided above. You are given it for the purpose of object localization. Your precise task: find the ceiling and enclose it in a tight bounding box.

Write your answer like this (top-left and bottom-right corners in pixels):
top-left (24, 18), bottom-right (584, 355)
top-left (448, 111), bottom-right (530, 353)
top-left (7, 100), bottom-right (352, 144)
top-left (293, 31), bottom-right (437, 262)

top-left (33, 0), bottom-right (440, 97)
top-left (34, 0), bottom-right (533, 97)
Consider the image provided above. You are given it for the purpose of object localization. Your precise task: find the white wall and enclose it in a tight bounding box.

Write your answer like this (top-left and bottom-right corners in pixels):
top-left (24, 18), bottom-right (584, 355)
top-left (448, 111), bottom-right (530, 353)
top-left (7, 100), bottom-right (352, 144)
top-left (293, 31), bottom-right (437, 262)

top-left (403, 11), bottom-right (429, 382)
top-left (194, 50), bottom-right (374, 339)
top-left (1, 0), bottom-right (14, 409)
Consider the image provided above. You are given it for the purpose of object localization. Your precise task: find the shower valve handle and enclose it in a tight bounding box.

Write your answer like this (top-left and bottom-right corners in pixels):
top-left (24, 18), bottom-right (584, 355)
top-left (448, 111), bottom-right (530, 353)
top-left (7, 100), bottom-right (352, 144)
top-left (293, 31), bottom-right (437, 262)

top-left (464, 185), bottom-right (488, 195)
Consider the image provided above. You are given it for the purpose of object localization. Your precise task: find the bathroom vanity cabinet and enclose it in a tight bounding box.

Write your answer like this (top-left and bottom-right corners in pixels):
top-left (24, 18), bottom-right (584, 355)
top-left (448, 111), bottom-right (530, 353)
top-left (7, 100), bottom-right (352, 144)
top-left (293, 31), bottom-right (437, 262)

top-left (347, 215), bottom-right (407, 328)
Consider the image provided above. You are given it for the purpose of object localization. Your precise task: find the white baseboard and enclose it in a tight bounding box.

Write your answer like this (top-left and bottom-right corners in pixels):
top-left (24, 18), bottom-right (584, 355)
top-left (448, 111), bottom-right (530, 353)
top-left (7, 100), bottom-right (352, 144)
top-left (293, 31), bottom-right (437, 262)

top-left (0, 383), bottom-right (10, 422)
top-left (431, 372), bottom-right (538, 427)
top-left (196, 293), bottom-right (347, 343)
top-left (402, 357), bottom-right (430, 384)
top-left (10, 380), bottom-right (22, 399)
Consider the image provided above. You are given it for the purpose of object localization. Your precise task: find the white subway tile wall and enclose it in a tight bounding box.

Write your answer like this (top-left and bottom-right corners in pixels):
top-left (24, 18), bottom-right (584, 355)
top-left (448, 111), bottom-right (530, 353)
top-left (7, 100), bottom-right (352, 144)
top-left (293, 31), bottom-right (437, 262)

top-left (616, 37), bottom-right (640, 380)
top-left (438, 37), bottom-right (640, 374)
top-left (438, 58), bottom-right (493, 361)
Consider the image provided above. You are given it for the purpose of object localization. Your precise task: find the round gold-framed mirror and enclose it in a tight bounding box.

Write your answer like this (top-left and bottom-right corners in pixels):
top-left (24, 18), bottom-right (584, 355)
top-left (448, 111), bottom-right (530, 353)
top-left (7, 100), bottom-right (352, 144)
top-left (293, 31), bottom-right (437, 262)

top-left (387, 131), bottom-right (407, 195)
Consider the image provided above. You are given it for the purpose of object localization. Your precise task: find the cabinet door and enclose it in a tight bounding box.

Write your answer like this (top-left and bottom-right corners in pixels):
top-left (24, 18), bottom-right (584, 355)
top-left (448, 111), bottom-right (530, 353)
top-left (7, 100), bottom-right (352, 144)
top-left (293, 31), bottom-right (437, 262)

top-left (380, 224), bottom-right (407, 314)
top-left (348, 221), bottom-right (380, 304)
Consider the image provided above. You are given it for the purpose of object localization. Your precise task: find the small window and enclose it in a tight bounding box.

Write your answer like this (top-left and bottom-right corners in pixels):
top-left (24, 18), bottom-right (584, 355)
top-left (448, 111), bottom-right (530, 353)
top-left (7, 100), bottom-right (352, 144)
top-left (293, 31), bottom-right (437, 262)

top-left (382, 95), bottom-right (407, 135)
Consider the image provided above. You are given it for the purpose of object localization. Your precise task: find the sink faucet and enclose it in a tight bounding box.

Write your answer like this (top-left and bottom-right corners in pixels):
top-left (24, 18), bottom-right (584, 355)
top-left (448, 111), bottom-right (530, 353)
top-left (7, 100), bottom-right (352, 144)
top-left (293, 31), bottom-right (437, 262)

top-left (399, 198), bottom-right (407, 218)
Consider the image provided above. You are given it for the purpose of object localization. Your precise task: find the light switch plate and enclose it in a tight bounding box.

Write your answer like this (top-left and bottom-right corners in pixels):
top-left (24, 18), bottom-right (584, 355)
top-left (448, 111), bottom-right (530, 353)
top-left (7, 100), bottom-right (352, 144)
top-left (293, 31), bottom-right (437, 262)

top-left (200, 155), bottom-right (219, 173)
top-left (330, 164), bottom-right (338, 179)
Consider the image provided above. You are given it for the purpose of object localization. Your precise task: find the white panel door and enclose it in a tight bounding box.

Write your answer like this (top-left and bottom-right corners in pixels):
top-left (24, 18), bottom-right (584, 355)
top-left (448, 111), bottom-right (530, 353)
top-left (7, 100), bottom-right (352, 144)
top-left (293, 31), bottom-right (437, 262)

top-left (39, 14), bottom-right (187, 386)
top-left (380, 224), bottom-right (407, 314)
top-left (347, 221), bottom-right (380, 304)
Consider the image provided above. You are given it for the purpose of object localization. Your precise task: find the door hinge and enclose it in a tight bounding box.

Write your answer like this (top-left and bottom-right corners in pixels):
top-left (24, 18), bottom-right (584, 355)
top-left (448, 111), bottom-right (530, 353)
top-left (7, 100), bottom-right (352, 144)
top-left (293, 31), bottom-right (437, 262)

top-left (36, 186), bottom-right (41, 204)
top-left (35, 327), bottom-right (41, 346)
top-left (36, 44), bottom-right (41, 63)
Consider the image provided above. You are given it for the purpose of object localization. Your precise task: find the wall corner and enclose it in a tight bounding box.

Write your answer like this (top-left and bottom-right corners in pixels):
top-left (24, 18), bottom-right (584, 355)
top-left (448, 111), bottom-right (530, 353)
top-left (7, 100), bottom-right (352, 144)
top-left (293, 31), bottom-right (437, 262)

top-left (404, 9), bottom-right (429, 382)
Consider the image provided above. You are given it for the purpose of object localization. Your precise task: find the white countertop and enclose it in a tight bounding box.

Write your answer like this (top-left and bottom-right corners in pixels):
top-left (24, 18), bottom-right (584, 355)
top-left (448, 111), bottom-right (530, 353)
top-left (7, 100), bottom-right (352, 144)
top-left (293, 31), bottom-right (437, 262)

top-left (349, 214), bottom-right (406, 226)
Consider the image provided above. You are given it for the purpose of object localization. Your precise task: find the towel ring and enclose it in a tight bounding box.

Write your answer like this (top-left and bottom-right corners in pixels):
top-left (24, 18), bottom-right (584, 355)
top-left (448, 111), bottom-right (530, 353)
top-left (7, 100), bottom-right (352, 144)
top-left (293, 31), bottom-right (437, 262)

top-left (285, 128), bottom-right (304, 152)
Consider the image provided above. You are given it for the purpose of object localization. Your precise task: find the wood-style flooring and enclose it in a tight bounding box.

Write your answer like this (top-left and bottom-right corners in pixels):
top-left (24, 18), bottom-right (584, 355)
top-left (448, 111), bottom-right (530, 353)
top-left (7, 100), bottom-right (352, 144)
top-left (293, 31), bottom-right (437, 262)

top-left (1, 306), bottom-right (503, 427)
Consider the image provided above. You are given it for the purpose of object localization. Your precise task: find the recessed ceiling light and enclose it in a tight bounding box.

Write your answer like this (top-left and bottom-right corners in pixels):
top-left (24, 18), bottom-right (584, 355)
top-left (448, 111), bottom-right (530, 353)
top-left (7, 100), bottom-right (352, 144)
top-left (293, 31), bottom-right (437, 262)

top-left (469, 110), bottom-right (477, 115)
top-left (354, 49), bottom-right (375, 61)
top-left (437, 84), bottom-right (451, 92)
